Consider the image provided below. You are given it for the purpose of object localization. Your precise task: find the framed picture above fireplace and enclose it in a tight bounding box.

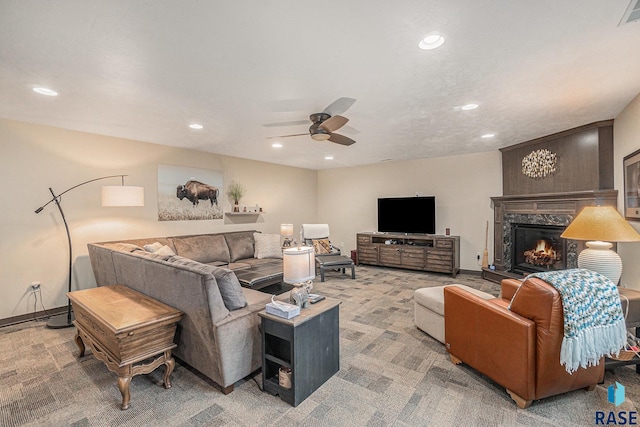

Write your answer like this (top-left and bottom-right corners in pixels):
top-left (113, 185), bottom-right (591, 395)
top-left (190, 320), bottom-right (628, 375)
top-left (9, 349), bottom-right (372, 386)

top-left (624, 149), bottom-right (640, 221)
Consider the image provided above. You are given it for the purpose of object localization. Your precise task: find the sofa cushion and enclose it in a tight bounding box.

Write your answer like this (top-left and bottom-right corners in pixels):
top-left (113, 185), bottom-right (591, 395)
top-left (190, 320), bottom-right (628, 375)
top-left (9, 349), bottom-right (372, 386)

top-left (103, 242), bottom-right (144, 253)
top-left (168, 256), bottom-right (247, 311)
top-left (415, 284), bottom-right (493, 316)
top-left (227, 262), bottom-right (252, 271)
top-left (236, 258), bottom-right (282, 268)
top-left (225, 232), bottom-right (255, 262)
top-left (253, 233), bottom-right (283, 259)
top-left (172, 234), bottom-right (231, 264)
top-left (133, 250), bottom-right (175, 262)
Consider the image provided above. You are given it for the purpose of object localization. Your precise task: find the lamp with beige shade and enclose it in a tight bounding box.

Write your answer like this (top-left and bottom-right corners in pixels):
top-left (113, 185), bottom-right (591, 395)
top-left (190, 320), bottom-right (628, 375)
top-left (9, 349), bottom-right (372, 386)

top-left (560, 206), bottom-right (640, 284)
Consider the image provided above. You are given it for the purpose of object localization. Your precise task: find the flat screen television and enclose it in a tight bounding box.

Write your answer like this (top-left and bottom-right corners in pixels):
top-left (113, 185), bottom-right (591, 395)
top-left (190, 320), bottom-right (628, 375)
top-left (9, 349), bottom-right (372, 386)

top-left (377, 196), bottom-right (436, 234)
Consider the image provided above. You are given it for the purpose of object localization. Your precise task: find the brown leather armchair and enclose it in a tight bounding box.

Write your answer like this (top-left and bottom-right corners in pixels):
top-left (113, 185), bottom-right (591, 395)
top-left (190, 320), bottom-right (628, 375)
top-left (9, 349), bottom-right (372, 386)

top-left (444, 277), bottom-right (604, 409)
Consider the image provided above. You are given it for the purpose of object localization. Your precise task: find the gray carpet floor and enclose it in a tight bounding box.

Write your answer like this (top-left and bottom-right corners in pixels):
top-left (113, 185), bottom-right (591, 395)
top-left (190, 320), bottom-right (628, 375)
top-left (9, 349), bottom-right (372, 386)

top-left (1, 265), bottom-right (639, 426)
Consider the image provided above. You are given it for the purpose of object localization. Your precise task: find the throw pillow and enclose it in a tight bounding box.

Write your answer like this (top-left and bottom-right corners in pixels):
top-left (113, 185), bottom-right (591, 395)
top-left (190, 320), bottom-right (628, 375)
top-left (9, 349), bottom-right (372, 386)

top-left (143, 242), bottom-right (164, 252)
top-left (154, 245), bottom-right (176, 256)
top-left (254, 233), bottom-right (283, 259)
top-left (225, 232), bottom-right (255, 261)
top-left (143, 242), bottom-right (176, 256)
top-left (312, 238), bottom-right (331, 254)
top-left (168, 256), bottom-right (247, 311)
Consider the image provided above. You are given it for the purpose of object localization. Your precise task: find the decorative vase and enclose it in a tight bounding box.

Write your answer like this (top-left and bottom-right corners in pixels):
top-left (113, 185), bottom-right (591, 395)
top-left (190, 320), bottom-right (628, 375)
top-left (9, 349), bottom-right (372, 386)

top-left (233, 201), bottom-right (240, 212)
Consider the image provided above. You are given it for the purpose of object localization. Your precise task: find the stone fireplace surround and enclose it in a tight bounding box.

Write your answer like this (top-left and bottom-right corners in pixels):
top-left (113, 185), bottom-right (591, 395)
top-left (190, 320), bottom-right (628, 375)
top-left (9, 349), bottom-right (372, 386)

top-left (486, 190), bottom-right (617, 282)
top-left (507, 216), bottom-right (574, 273)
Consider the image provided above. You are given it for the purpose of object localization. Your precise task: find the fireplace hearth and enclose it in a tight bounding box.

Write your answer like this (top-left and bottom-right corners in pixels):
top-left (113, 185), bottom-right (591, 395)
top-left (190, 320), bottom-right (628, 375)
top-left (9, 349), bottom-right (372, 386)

top-left (511, 224), bottom-right (566, 274)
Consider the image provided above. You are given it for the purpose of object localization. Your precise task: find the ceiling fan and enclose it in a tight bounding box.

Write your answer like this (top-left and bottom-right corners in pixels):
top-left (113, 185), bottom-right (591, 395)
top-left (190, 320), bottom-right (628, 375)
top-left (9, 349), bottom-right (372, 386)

top-left (266, 97), bottom-right (357, 146)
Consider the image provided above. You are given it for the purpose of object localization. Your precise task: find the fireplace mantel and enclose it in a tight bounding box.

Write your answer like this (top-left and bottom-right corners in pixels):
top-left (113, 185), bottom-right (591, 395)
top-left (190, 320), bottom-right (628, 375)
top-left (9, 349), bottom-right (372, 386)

top-left (490, 190), bottom-right (617, 272)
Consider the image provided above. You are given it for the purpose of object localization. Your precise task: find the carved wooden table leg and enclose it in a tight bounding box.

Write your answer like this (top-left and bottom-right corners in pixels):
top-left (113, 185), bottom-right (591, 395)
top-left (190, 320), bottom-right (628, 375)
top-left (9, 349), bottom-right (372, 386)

top-left (74, 331), bottom-right (85, 357)
top-left (163, 350), bottom-right (175, 389)
top-left (117, 374), bottom-right (132, 410)
top-left (68, 286), bottom-right (182, 411)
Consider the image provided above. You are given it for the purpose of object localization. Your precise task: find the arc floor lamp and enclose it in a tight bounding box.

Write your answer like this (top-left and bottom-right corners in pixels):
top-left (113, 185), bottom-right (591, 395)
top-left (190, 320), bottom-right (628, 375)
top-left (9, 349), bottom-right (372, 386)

top-left (35, 175), bottom-right (144, 329)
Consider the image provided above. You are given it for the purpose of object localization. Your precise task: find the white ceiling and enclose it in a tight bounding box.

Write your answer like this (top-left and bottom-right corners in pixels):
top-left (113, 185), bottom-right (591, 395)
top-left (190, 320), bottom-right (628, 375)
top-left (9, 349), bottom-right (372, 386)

top-left (1, 1), bottom-right (640, 170)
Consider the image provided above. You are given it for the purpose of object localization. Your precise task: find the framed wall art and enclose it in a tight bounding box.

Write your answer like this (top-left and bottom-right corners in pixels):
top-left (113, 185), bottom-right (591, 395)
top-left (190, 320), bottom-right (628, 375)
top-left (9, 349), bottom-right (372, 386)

top-left (624, 149), bottom-right (640, 220)
top-left (158, 165), bottom-right (224, 221)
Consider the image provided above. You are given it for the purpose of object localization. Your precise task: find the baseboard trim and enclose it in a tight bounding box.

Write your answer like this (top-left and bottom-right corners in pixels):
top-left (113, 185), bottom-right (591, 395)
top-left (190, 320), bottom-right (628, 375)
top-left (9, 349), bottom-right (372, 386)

top-left (0, 306), bottom-right (67, 328)
top-left (460, 269), bottom-right (482, 276)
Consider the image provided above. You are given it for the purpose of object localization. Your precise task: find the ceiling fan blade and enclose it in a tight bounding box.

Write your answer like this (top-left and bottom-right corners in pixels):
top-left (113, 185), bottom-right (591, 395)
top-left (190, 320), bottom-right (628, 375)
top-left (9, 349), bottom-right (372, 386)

top-left (328, 133), bottom-right (356, 146)
top-left (262, 120), bottom-right (310, 128)
top-left (323, 97), bottom-right (356, 116)
top-left (267, 133), bottom-right (308, 139)
top-left (320, 115), bottom-right (348, 133)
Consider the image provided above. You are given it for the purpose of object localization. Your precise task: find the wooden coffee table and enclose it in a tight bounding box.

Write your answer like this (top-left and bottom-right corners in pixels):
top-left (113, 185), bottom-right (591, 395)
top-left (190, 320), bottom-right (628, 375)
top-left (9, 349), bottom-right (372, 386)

top-left (68, 285), bottom-right (183, 410)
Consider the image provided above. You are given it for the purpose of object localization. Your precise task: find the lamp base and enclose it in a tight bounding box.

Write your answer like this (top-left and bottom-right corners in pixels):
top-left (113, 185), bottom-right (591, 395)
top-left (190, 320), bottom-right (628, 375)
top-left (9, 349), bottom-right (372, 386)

top-left (577, 241), bottom-right (622, 285)
top-left (289, 280), bottom-right (313, 308)
top-left (46, 312), bottom-right (75, 329)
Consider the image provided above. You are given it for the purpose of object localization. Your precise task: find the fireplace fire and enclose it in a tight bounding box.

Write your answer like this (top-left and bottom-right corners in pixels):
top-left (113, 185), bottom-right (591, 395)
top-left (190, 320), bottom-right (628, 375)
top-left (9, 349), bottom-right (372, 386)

top-left (524, 239), bottom-right (559, 267)
top-left (511, 224), bottom-right (566, 274)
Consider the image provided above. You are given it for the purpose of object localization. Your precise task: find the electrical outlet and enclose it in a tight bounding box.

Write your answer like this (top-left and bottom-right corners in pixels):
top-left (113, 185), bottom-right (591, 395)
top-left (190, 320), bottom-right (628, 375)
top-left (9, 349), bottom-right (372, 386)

top-left (31, 281), bottom-right (41, 292)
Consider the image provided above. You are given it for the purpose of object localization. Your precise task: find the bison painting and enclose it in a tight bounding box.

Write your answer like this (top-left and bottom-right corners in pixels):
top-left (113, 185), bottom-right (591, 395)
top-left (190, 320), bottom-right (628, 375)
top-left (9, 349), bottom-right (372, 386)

top-left (176, 180), bottom-right (219, 207)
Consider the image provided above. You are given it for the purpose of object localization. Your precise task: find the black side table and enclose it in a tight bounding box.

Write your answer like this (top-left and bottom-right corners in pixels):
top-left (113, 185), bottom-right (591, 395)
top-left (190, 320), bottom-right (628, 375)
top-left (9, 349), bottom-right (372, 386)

top-left (259, 298), bottom-right (341, 406)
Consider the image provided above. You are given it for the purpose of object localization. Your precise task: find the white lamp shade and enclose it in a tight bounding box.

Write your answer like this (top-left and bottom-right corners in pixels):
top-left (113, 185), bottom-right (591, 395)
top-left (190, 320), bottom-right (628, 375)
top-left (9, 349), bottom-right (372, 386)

top-left (280, 223), bottom-right (294, 237)
top-left (101, 186), bottom-right (145, 207)
top-left (283, 246), bottom-right (315, 284)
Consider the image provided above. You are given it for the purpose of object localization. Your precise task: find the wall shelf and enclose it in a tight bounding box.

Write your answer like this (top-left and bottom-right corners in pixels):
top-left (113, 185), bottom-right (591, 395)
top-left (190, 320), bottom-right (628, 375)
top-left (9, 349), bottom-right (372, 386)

top-left (225, 212), bottom-right (265, 216)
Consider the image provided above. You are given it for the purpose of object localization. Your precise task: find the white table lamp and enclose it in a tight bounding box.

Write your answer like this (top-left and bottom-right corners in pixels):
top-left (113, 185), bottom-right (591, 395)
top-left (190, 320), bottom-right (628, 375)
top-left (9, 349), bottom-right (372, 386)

top-left (560, 206), bottom-right (640, 284)
top-left (283, 246), bottom-right (315, 307)
top-left (281, 223), bottom-right (294, 247)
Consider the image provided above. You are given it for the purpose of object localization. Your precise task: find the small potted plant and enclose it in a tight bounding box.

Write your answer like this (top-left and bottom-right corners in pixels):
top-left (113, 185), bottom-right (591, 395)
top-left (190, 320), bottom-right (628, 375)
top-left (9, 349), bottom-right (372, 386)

top-left (227, 180), bottom-right (246, 212)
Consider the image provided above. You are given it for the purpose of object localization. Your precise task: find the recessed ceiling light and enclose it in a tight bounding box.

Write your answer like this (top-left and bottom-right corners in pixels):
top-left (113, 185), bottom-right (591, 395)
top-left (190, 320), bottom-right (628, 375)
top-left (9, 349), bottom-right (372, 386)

top-left (418, 34), bottom-right (445, 50)
top-left (325, 156), bottom-right (334, 160)
top-left (33, 87), bottom-right (58, 96)
top-left (271, 142), bottom-right (283, 148)
top-left (188, 123), bottom-right (203, 129)
top-left (481, 133), bottom-right (495, 139)
top-left (460, 103), bottom-right (478, 111)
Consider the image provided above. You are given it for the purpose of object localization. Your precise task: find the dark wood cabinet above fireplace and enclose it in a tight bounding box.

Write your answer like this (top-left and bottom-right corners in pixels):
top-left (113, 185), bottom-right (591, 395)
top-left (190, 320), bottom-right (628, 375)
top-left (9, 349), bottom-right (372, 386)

top-left (500, 121), bottom-right (613, 196)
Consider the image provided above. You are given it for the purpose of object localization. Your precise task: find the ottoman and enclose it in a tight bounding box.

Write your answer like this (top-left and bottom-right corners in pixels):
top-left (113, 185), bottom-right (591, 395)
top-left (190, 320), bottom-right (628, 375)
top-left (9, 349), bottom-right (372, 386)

top-left (315, 254), bottom-right (356, 282)
top-left (414, 285), bottom-right (494, 343)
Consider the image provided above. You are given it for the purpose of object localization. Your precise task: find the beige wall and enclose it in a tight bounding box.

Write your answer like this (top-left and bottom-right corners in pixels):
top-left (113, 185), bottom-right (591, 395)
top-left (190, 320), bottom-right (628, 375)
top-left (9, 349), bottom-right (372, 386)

top-left (317, 151), bottom-right (503, 271)
top-left (614, 92), bottom-right (640, 289)
top-left (0, 119), bottom-right (317, 321)
top-left (5, 92), bottom-right (637, 321)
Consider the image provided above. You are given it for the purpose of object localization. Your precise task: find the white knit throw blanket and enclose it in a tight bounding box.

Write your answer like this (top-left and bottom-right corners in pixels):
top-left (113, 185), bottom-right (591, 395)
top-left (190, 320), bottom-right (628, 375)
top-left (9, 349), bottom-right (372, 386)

top-left (523, 269), bottom-right (626, 373)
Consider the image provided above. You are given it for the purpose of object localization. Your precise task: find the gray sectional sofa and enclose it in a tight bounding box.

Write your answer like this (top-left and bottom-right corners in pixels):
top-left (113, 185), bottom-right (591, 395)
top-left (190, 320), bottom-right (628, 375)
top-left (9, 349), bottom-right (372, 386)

top-left (87, 230), bottom-right (284, 394)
